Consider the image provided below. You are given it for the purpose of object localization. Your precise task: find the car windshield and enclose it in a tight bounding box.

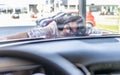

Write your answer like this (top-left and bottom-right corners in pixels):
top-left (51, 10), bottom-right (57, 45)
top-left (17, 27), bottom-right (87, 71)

top-left (0, 0), bottom-right (120, 41)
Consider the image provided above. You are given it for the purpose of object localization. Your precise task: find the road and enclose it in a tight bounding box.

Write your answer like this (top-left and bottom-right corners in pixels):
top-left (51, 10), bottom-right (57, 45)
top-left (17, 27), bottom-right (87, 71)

top-left (0, 14), bottom-right (36, 27)
top-left (94, 15), bottom-right (119, 25)
top-left (0, 13), bottom-right (119, 26)
top-left (0, 14), bottom-right (119, 35)
top-left (96, 28), bottom-right (118, 35)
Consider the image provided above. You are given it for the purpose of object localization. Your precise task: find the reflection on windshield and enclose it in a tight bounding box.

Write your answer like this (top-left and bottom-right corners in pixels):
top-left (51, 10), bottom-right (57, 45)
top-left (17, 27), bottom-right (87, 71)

top-left (0, 0), bottom-right (120, 41)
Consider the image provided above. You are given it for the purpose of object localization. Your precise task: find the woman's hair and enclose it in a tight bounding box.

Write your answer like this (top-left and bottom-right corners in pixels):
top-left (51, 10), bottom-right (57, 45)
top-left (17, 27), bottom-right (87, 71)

top-left (64, 15), bottom-right (83, 24)
top-left (54, 16), bottom-right (67, 31)
top-left (55, 16), bottom-right (67, 25)
top-left (55, 15), bottom-right (85, 31)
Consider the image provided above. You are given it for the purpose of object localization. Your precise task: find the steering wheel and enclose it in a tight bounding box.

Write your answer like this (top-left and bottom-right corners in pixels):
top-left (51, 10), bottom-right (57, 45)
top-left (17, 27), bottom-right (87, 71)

top-left (0, 46), bottom-right (84, 75)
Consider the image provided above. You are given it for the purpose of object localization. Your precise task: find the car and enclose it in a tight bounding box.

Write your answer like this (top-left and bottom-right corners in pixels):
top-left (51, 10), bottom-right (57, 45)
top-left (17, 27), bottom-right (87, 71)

top-left (65, 11), bottom-right (96, 27)
top-left (86, 12), bottom-right (96, 27)
top-left (12, 13), bottom-right (20, 19)
top-left (0, 0), bottom-right (120, 75)
top-left (31, 13), bottom-right (38, 18)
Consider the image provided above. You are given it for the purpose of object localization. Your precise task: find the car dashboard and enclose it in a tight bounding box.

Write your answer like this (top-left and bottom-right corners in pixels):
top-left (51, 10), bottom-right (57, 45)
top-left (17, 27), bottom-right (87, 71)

top-left (0, 36), bottom-right (120, 75)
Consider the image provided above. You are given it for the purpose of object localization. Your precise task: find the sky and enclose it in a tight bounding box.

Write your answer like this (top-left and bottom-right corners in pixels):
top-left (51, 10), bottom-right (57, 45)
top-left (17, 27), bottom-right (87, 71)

top-left (87, 0), bottom-right (120, 5)
top-left (0, 0), bottom-right (44, 5)
top-left (0, 0), bottom-right (120, 6)
top-left (0, 0), bottom-right (45, 8)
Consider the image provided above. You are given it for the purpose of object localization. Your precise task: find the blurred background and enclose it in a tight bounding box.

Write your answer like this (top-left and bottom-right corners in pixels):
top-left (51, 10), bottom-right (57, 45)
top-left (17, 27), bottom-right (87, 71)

top-left (0, 0), bottom-right (120, 34)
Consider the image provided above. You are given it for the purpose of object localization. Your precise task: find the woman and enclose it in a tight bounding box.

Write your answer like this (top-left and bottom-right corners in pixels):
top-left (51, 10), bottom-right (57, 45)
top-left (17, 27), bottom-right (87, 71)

top-left (0, 15), bottom-right (102, 40)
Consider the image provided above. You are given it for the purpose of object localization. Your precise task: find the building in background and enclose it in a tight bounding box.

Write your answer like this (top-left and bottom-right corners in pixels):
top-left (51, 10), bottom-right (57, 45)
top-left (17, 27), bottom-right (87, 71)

top-left (0, 0), bottom-right (119, 17)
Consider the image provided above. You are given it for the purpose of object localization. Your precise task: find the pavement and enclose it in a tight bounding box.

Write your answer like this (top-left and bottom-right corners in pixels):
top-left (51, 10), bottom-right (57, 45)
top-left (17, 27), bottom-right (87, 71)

top-left (97, 28), bottom-right (118, 35)
top-left (94, 15), bottom-right (119, 25)
top-left (0, 14), bottom-right (36, 27)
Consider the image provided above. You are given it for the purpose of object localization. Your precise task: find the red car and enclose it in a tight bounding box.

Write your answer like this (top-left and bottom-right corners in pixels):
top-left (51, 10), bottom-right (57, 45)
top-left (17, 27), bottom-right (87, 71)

top-left (86, 12), bottom-right (96, 27)
top-left (65, 12), bottom-right (96, 27)
top-left (31, 14), bottom-right (38, 18)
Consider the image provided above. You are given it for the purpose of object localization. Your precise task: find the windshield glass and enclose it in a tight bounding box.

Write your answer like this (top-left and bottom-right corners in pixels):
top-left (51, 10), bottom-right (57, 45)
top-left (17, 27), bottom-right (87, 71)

top-left (0, 0), bottom-right (120, 41)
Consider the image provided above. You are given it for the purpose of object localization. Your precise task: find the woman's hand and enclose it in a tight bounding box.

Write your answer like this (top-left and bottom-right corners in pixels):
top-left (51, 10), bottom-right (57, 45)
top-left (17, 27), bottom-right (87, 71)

top-left (0, 37), bottom-right (7, 41)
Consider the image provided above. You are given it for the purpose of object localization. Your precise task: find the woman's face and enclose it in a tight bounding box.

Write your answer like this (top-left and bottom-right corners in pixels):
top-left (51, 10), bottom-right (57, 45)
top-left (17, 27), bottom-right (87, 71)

top-left (61, 21), bottom-right (78, 37)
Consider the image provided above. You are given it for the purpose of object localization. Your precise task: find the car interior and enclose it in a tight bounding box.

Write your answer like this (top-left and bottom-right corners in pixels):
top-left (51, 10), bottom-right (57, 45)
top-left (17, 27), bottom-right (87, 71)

top-left (0, 0), bottom-right (120, 75)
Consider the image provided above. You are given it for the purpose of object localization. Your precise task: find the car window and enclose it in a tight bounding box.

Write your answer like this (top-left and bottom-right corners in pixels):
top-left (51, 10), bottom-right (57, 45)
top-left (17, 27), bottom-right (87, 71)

top-left (0, 0), bottom-right (120, 40)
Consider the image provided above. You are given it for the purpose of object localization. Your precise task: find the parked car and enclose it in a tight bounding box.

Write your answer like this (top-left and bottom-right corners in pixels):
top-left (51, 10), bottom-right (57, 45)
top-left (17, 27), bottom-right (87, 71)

top-left (12, 13), bottom-right (20, 19)
top-left (65, 11), bottom-right (96, 27)
top-left (31, 13), bottom-right (38, 18)
top-left (86, 12), bottom-right (96, 27)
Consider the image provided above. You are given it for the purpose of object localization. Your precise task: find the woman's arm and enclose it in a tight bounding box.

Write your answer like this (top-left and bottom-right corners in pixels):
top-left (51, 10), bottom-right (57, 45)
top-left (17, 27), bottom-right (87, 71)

top-left (6, 32), bottom-right (29, 39)
top-left (0, 21), bottom-right (58, 40)
top-left (86, 27), bottom-right (103, 36)
top-left (0, 32), bottom-right (29, 40)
